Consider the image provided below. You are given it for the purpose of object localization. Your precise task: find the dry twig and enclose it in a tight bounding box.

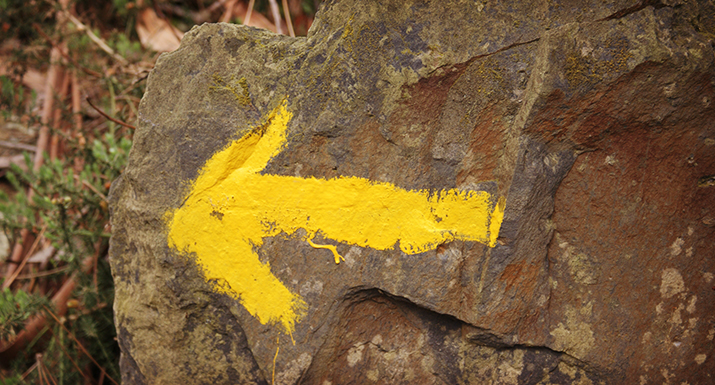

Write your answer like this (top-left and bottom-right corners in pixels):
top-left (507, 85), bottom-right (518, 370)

top-left (282, 0), bottom-right (295, 37)
top-left (244, 0), bottom-right (256, 25)
top-left (32, 23), bottom-right (103, 78)
top-left (64, 13), bottom-right (129, 66)
top-left (0, 254), bottom-right (96, 364)
top-left (71, 72), bottom-right (82, 133)
top-left (86, 97), bottom-right (136, 130)
top-left (15, 266), bottom-right (69, 280)
top-left (2, 225), bottom-right (46, 289)
top-left (42, 330), bottom-right (93, 384)
top-left (268, 0), bottom-right (283, 34)
top-left (44, 307), bottom-right (119, 385)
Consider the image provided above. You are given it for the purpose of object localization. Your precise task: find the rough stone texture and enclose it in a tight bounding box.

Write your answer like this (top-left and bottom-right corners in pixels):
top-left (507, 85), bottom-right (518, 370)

top-left (109, 0), bottom-right (715, 383)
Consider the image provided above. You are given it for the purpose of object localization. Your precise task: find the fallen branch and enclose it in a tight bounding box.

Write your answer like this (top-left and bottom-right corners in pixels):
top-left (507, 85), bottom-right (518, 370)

top-left (0, 154), bottom-right (29, 170)
top-left (50, 68), bottom-right (71, 160)
top-left (0, 140), bottom-right (37, 152)
top-left (0, 251), bottom-right (96, 367)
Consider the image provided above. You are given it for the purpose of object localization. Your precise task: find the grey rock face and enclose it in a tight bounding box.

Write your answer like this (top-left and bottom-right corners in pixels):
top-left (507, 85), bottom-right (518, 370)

top-left (109, 0), bottom-right (715, 383)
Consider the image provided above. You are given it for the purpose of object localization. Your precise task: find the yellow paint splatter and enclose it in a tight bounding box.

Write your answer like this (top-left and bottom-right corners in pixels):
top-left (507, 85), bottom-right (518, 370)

top-left (166, 100), bottom-right (505, 334)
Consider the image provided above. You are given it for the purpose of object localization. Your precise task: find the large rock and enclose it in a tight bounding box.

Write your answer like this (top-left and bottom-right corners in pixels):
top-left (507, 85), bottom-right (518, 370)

top-left (109, 0), bottom-right (715, 383)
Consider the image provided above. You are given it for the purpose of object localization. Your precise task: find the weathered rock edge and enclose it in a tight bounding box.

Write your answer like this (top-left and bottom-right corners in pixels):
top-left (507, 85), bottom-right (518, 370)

top-left (109, 0), bottom-right (715, 383)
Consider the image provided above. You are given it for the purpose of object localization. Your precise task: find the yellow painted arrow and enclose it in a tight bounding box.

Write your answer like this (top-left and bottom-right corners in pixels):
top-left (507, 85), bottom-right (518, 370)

top-left (166, 100), bottom-right (505, 335)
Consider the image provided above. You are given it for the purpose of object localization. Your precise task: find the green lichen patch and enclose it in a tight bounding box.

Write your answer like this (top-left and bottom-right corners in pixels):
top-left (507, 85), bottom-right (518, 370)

top-left (209, 73), bottom-right (252, 106)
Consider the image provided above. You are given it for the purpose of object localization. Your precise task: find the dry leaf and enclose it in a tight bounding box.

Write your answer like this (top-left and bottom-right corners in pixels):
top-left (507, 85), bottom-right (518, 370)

top-left (136, 8), bottom-right (183, 53)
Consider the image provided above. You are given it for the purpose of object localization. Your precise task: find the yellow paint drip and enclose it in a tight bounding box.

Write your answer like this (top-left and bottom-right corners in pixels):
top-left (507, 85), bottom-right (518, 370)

top-left (167, 100), bottom-right (505, 335)
top-left (307, 235), bottom-right (344, 264)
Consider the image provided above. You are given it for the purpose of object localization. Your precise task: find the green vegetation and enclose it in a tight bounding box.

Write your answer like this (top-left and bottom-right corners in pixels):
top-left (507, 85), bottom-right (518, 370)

top-left (0, 1), bottom-right (319, 383)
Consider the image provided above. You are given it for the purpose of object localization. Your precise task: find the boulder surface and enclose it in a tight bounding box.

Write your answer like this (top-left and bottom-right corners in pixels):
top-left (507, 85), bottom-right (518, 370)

top-left (109, 0), bottom-right (715, 383)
